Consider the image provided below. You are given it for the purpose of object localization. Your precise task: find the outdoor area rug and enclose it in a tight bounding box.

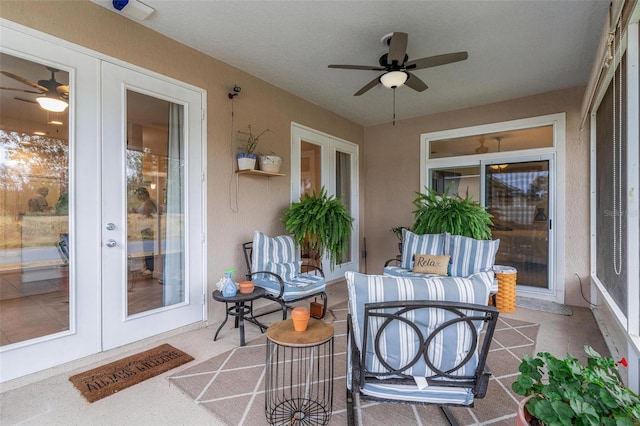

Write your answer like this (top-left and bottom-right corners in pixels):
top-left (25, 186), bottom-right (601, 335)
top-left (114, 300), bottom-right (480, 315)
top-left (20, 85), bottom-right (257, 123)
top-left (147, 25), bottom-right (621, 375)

top-left (70, 343), bottom-right (194, 403)
top-left (169, 302), bottom-right (539, 425)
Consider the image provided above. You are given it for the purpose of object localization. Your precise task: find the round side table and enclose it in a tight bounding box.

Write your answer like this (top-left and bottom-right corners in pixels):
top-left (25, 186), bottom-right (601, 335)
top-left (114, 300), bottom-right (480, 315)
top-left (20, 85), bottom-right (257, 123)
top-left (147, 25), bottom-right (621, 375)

top-left (265, 318), bottom-right (334, 425)
top-left (212, 286), bottom-right (267, 346)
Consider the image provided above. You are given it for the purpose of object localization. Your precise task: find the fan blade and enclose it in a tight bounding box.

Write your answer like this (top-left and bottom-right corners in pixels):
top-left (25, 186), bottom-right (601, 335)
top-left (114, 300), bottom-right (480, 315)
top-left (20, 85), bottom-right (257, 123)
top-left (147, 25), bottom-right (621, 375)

top-left (56, 85), bottom-right (69, 96)
top-left (0, 86), bottom-right (42, 94)
top-left (14, 97), bottom-right (38, 105)
top-left (405, 52), bottom-right (468, 70)
top-left (354, 76), bottom-right (380, 96)
top-left (329, 64), bottom-right (385, 71)
top-left (387, 32), bottom-right (408, 65)
top-left (1, 71), bottom-right (48, 92)
top-left (404, 73), bottom-right (428, 92)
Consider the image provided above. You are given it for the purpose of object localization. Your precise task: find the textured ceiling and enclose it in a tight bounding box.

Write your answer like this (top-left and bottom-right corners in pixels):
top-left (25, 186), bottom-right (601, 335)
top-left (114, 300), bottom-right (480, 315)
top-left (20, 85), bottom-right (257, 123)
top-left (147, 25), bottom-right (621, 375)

top-left (85, 1), bottom-right (611, 126)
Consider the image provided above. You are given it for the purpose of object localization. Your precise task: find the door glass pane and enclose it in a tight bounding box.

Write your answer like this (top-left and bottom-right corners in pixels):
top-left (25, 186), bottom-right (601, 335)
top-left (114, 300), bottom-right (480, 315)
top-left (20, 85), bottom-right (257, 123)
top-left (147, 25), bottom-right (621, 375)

top-left (487, 161), bottom-right (549, 288)
top-left (300, 141), bottom-right (320, 197)
top-left (431, 166), bottom-right (481, 200)
top-left (126, 90), bottom-right (184, 315)
top-left (299, 141), bottom-right (321, 267)
top-left (0, 54), bottom-right (70, 345)
top-left (336, 150), bottom-right (351, 263)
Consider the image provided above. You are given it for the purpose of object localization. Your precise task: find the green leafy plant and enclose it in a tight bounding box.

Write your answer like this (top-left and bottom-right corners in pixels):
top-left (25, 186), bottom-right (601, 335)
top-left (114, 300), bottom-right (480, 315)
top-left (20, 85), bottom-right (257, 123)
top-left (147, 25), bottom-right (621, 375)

top-left (412, 186), bottom-right (493, 240)
top-left (390, 226), bottom-right (410, 241)
top-left (282, 187), bottom-right (353, 271)
top-left (239, 125), bottom-right (271, 155)
top-left (512, 345), bottom-right (640, 426)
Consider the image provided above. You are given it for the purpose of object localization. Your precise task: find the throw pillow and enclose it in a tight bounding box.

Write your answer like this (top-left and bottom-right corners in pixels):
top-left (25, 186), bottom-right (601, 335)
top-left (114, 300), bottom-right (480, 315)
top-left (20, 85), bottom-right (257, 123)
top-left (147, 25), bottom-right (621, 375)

top-left (444, 233), bottom-right (500, 277)
top-left (251, 231), bottom-right (296, 273)
top-left (401, 229), bottom-right (445, 270)
top-left (412, 254), bottom-right (450, 275)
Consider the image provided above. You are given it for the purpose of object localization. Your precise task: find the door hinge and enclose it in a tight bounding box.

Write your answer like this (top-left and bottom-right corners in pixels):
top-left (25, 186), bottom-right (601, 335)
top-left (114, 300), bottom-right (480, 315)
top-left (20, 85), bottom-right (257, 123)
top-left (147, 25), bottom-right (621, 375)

top-left (201, 109), bottom-right (205, 121)
top-left (202, 294), bottom-right (206, 305)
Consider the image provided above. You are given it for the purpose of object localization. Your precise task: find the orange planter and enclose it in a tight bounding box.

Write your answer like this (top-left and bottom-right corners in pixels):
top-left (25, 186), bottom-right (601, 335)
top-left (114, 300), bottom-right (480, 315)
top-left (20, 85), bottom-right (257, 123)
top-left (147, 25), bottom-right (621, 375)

top-left (238, 281), bottom-right (255, 294)
top-left (291, 307), bottom-right (310, 331)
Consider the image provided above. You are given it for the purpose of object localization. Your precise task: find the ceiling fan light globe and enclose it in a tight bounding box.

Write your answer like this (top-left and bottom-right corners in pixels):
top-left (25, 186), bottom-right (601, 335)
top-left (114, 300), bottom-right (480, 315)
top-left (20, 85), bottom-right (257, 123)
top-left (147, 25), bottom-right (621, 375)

top-left (380, 71), bottom-right (408, 89)
top-left (36, 96), bottom-right (68, 112)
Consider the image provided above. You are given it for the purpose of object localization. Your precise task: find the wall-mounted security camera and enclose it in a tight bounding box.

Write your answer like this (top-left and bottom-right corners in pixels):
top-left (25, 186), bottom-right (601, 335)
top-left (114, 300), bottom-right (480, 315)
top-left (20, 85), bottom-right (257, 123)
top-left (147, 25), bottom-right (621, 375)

top-left (110, 0), bottom-right (155, 21)
top-left (228, 85), bottom-right (242, 99)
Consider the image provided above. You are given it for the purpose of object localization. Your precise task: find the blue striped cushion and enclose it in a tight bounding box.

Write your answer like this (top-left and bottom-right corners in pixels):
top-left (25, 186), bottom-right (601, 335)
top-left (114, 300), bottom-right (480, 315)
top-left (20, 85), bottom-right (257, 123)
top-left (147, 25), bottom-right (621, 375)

top-left (384, 266), bottom-right (499, 295)
top-left (401, 230), bottom-right (444, 270)
top-left (383, 265), bottom-right (441, 279)
top-left (444, 233), bottom-right (500, 277)
top-left (253, 274), bottom-right (326, 301)
top-left (251, 231), bottom-right (296, 273)
top-left (346, 271), bottom-right (491, 380)
top-left (360, 382), bottom-right (474, 406)
top-left (265, 261), bottom-right (299, 282)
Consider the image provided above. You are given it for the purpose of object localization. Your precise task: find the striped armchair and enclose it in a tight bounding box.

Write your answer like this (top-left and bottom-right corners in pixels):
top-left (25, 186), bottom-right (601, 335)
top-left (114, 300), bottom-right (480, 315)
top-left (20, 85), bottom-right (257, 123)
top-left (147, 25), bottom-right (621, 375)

top-left (345, 271), bottom-right (499, 426)
top-left (242, 231), bottom-right (327, 320)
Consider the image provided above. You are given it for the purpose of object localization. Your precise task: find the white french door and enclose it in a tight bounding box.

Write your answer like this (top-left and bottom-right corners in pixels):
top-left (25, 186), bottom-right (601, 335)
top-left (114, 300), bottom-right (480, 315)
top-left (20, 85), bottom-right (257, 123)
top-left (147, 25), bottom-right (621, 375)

top-left (101, 62), bottom-right (205, 349)
top-left (291, 123), bottom-right (359, 281)
top-left (0, 24), bottom-right (101, 382)
top-left (0, 22), bottom-right (205, 382)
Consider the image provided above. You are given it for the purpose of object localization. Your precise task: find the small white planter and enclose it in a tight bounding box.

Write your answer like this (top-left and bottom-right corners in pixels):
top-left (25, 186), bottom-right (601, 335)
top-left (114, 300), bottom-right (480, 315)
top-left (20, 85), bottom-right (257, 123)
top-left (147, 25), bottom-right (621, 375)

top-left (258, 155), bottom-right (283, 173)
top-left (237, 153), bottom-right (257, 170)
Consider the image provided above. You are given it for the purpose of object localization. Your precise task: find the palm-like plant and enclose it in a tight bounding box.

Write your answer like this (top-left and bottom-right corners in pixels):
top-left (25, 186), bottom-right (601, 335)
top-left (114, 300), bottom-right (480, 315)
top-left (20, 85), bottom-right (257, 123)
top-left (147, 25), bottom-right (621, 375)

top-left (282, 187), bottom-right (353, 270)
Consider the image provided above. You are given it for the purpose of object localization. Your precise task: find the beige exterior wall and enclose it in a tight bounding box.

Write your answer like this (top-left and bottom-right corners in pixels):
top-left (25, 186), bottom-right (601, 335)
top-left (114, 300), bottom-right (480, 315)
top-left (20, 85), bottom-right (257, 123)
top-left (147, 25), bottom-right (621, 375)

top-left (364, 86), bottom-right (591, 307)
top-left (0, 1), bottom-right (365, 323)
top-left (1, 1), bottom-right (591, 318)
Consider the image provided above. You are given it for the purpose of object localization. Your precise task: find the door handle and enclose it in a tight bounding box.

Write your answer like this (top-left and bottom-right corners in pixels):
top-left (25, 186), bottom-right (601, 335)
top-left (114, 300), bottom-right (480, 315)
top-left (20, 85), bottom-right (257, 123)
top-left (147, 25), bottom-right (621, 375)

top-left (106, 239), bottom-right (117, 247)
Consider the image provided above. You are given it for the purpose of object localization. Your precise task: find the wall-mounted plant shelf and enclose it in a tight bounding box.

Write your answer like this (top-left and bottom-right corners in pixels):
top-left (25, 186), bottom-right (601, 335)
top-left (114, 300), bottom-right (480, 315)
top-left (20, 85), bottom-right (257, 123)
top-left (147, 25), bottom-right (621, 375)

top-left (236, 169), bottom-right (285, 177)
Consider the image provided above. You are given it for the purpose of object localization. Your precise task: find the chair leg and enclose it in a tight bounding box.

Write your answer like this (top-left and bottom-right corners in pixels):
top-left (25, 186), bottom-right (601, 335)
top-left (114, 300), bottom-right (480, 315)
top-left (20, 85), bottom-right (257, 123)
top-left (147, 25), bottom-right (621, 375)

top-left (440, 406), bottom-right (460, 426)
top-left (346, 388), bottom-right (356, 426)
top-left (281, 302), bottom-right (288, 320)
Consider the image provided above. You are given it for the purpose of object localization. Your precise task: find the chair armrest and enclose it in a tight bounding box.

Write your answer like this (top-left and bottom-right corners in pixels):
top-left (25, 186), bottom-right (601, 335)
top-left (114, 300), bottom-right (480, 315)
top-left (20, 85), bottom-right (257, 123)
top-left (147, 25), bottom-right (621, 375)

top-left (249, 270), bottom-right (285, 299)
top-left (301, 263), bottom-right (325, 278)
top-left (384, 258), bottom-right (401, 267)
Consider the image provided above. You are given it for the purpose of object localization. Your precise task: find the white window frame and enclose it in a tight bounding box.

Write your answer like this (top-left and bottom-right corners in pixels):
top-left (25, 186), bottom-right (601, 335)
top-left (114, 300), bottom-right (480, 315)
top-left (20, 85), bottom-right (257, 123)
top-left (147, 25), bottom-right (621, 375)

top-left (420, 113), bottom-right (566, 304)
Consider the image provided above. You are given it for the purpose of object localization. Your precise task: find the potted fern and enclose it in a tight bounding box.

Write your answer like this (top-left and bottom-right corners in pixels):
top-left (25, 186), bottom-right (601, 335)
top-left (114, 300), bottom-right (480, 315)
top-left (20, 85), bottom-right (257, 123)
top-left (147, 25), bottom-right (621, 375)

top-left (412, 186), bottom-right (493, 239)
top-left (512, 345), bottom-right (640, 425)
top-left (282, 187), bottom-right (353, 271)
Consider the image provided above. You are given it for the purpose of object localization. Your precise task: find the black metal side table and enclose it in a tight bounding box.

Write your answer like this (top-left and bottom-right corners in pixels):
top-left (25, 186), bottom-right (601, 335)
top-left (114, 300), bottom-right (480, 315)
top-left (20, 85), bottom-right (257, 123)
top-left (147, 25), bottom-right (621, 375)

top-left (265, 318), bottom-right (334, 425)
top-left (212, 286), bottom-right (267, 346)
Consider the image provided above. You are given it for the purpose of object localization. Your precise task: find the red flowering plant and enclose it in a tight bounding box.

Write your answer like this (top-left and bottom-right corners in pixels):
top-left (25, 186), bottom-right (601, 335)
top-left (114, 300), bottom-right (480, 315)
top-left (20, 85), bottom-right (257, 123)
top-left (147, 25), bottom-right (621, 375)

top-left (512, 345), bottom-right (640, 425)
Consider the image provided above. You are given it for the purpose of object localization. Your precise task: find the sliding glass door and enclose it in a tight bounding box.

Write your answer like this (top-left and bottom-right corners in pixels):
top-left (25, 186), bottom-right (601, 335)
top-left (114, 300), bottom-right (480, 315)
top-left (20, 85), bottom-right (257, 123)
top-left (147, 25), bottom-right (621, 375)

top-left (423, 114), bottom-right (564, 302)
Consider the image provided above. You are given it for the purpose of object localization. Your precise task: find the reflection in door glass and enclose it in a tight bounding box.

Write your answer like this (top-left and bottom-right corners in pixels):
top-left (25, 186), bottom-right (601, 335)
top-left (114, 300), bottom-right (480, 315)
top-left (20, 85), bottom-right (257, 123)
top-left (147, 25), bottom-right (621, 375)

top-left (487, 161), bottom-right (549, 288)
top-left (431, 166), bottom-right (481, 199)
top-left (336, 151), bottom-right (351, 264)
top-left (126, 90), bottom-right (185, 315)
top-left (0, 53), bottom-right (70, 345)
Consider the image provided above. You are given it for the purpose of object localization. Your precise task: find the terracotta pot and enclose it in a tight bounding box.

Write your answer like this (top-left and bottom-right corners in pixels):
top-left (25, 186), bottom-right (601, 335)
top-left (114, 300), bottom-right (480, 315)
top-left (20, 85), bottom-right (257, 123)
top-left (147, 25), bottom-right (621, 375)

top-left (516, 395), bottom-right (535, 426)
top-left (291, 306), bottom-right (310, 331)
top-left (238, 281), bottom-right (255, 294)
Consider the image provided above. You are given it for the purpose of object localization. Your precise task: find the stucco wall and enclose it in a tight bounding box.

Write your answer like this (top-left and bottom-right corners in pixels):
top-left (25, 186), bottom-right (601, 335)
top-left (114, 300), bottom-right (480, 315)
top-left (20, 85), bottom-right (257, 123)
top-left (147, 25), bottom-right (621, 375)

top-left (363, 86), bottom-right (591, 307)
top-left (0, 0), bottom-right (365, 323)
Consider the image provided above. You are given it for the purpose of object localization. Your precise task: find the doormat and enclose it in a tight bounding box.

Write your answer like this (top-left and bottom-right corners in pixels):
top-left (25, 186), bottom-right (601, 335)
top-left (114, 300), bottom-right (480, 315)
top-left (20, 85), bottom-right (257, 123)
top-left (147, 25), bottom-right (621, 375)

top-left (69, 343), bottom-right (194, 403)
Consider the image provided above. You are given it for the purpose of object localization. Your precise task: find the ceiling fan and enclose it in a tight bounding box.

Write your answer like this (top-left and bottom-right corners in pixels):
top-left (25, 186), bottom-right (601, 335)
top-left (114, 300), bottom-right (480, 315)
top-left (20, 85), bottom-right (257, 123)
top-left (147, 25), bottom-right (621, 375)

top-left (328, 31), bottom-right (468, 96)
top-left (1, 66), bottom-right (69, 111)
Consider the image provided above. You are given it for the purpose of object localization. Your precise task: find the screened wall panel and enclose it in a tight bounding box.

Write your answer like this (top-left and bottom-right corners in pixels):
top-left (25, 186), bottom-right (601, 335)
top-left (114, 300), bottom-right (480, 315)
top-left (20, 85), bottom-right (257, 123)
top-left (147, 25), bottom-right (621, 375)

top-left (595, 55), bottom-right (628, 315)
